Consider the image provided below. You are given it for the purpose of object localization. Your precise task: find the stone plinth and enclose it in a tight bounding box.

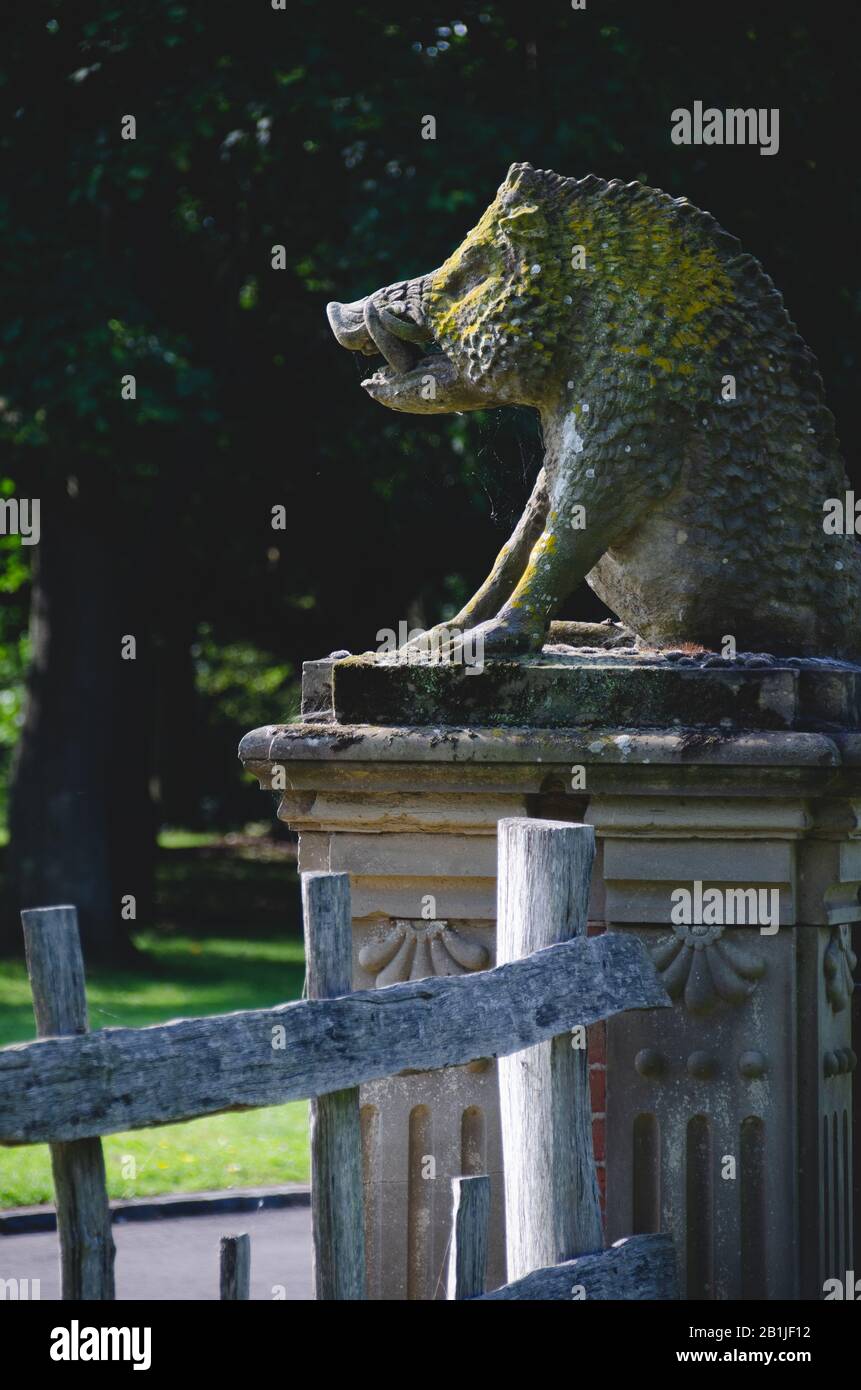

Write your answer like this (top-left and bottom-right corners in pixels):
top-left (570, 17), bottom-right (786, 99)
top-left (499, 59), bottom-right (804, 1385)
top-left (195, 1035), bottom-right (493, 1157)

top-left (240, 651), bottom-right (860, 1300)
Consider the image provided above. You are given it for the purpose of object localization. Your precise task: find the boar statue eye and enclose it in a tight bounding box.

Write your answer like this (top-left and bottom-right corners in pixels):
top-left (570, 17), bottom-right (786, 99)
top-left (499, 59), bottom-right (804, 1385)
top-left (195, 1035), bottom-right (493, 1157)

top-left (498, 204), bottom-right (542, 244)
top-left (443, 245), bottom-right (485, 296)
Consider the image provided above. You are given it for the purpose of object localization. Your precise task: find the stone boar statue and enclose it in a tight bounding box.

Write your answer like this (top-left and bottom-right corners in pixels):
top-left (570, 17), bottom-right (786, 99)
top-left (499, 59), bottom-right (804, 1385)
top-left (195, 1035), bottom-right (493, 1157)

top-left (327, 162), bottom-right (861, 659)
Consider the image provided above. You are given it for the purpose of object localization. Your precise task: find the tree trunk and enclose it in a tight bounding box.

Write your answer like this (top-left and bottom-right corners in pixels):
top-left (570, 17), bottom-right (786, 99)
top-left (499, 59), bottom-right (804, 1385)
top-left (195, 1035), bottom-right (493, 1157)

top-left (155, 615), bottom-right (202, 829)
top-left (6, 465), bottom-right (154, 962)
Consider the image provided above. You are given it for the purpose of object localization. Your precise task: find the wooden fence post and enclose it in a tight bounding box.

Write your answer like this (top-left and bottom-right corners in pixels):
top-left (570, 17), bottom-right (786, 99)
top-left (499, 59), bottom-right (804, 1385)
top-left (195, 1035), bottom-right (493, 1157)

top-left (220, 1234), bottom-right (251, 1299)
top-left (21, 905), bottom-right (116, 1300)
top-left (447, 1175), bottom-right (490, 1300)
top-left (496, 819), bottom-right (603, 1282)
top-left (302, 871), bottom-right (366, 1300)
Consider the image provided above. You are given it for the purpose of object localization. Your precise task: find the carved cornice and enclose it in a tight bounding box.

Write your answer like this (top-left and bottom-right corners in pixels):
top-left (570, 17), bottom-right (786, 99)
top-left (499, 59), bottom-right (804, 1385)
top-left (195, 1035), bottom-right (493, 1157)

top-left (651, 924), bottom-right (766, 1015)
top-left (358, 920), bottom-right (489, 987)
top-left (824, 924), bottom-right (858, 1013)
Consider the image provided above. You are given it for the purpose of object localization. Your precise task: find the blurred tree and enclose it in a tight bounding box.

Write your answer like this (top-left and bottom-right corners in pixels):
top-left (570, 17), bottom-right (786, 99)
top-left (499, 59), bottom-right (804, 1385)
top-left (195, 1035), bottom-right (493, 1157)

top-left (0, 0), bottom-right (857, 955)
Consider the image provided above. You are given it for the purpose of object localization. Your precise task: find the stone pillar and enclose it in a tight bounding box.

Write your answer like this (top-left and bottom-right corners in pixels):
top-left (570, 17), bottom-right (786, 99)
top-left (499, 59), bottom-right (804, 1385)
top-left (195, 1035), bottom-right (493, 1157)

top-left (283, 769), bottom-right (516, 1298)
top-left (240, 649), bottom-right (859, 1299)
top-left (593, 795), bottom-right (859, 1299)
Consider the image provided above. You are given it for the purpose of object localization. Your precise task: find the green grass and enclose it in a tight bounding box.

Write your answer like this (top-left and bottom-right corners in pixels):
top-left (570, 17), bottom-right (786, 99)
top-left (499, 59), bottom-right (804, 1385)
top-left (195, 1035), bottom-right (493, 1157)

top-left (0, 912), bottom-right (311, 1207)
top-left (2, 1108), bottom-right (309, 1207)
top-left (157, 828), bottom-right (222, 850)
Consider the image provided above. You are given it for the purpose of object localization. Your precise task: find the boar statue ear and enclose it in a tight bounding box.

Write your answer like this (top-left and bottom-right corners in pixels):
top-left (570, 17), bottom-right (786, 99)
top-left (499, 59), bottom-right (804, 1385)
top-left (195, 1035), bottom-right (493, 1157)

top-left (498, 164), bottom-right (545, 244)
top-left (501, 160), bottom-right (540, 197)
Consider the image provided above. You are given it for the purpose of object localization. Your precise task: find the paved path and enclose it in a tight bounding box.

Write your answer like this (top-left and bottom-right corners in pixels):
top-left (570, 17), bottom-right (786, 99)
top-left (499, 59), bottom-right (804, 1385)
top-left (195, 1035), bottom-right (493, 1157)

top-left (0, 1206), bottom-right (313, 1300)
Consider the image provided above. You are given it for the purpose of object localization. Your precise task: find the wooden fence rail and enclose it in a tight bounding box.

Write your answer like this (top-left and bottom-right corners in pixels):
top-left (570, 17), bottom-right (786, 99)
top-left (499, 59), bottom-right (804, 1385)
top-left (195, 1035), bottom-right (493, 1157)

top-left (0, 930), bottom-right (667, 1148)
top-left (471, 1233), bottom-right (678, 1301)
top-left (0, 817), bottom-right (677, 1302)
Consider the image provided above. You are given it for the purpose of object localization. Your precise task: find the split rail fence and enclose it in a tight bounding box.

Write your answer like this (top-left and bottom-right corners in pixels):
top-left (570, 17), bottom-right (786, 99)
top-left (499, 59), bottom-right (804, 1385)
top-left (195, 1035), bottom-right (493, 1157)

top-left (0, 819), bottom-right (677, 1301)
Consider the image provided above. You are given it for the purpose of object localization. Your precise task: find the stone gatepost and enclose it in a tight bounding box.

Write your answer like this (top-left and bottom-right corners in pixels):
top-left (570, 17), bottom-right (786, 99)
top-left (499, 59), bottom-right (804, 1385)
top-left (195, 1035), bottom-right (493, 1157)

top-left (240, 648), bottom-right (859, 1300)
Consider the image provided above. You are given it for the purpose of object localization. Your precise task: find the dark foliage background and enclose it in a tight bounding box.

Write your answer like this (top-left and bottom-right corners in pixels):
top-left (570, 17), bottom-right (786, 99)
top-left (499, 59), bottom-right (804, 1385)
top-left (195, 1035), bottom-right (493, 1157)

top-left (0, 0), bottom-right (858, 953)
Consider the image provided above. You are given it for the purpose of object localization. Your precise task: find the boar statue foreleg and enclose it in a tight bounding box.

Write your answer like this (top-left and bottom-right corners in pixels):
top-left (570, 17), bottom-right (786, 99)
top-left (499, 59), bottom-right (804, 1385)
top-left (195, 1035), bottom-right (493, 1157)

top-left (398, 467), bottom-right (548, 655)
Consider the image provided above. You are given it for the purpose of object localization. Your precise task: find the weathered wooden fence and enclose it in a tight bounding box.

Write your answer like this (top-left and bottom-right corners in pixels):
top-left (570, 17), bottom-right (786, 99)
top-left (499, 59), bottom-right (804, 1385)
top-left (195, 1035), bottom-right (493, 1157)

top-left (0, 819), bottom-right (677, 1301)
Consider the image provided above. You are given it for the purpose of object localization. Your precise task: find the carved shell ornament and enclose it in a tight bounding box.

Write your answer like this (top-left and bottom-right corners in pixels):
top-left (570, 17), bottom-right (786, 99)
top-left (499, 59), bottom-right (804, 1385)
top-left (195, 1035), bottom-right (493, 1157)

top-left (824, 924), bottom-right (858, 1013)
top-left (651, 922), bottom-right (765, 1015)
top-left (358, 920), bottom-right (489, 987)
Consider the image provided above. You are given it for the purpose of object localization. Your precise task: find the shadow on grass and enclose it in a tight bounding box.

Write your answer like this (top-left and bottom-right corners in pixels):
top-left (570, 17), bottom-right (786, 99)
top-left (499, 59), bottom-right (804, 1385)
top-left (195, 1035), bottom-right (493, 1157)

top-left (0, 839), bottom-right (307, 1047)
top-left (154, 843), bottom-right (303, 939)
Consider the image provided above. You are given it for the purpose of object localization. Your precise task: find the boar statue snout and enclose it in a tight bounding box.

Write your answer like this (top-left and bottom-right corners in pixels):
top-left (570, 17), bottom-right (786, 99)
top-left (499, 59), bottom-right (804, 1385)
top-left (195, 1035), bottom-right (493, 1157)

top-left (327, 275), bottom-right (434, 375)
top-left (326, 269), bottom-right (491, 413)
top-left (326, 297), bottom-right (376, 354)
